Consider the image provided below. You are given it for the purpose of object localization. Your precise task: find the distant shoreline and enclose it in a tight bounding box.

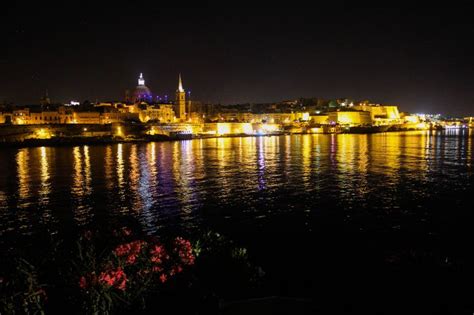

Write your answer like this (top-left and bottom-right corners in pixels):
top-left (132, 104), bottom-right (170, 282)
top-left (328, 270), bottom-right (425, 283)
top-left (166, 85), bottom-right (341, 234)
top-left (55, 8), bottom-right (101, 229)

top-left (0, 129), bottom-right (469, 149)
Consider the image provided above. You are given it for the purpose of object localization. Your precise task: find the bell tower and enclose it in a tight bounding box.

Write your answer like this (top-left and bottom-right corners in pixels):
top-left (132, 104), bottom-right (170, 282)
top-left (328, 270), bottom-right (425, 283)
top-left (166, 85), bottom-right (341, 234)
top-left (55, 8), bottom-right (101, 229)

top-left (175, 74), bottom-right (186, 120)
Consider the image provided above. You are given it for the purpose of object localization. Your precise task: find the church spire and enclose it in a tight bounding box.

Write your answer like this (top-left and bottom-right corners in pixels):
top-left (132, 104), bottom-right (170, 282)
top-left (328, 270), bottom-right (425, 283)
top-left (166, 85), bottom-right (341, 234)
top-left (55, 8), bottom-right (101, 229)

top-left (178, 73), bottom-right (184, 93)
top-left (138, 73), bottom-right (145, 86)
top-left (175, 73), bottom-right (186, 120)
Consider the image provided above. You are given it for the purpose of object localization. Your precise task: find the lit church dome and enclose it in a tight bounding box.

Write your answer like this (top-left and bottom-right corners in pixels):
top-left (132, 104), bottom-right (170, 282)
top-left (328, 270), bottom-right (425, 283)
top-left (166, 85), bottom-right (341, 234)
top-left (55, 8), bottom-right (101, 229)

top-left (132, 73), bottom-right (153, 103)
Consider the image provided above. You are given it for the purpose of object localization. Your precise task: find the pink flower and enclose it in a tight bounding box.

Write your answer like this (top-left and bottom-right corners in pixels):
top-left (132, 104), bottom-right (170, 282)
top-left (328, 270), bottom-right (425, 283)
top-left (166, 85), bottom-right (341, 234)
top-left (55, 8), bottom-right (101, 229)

top-left (169, 265), bottom-right (183, 276)
top-left (114, 243), bottom-right (132, 257)
top-left (79, 276), bottom-right (87, 289)
top-left (174, 237), bottom-right (195, 266)
top-left (159, 273), bottom-right (167, 283)
top-left (114, 240), bottom-right (146, 264)
top-left (150, 243), bottom-right (168, 264)
top-left (99, 267), bottom-right (127, 291)
top-left (117, 277), bottom-right (127, 291)
top-left (126, 254), bottom-right (137, 265)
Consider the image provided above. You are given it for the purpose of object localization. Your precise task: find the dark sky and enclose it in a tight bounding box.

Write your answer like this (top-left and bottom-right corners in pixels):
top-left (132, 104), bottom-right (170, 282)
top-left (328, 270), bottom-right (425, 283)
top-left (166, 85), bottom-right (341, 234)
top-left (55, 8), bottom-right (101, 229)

top-left (1, 4), bottom-right (473, 116)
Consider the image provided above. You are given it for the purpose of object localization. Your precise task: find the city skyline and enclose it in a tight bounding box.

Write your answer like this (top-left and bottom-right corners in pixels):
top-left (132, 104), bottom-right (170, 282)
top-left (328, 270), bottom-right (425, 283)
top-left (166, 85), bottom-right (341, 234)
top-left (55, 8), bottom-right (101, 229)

top-left (1, 5), bottom-right (474, 115)
top-left (2, 5), bottom-right (474, 313)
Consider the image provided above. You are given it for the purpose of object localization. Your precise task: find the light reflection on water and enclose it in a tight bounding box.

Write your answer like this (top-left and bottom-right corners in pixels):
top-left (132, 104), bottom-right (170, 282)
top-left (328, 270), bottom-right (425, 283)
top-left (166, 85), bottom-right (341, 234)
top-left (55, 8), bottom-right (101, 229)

top-left (72, 146), bottom-right (93, 225)
top-left (0, 131), bottom-right (473, 239)
top-left (16, 149), bottom-right (30, 208)
top-left (104, 145), bottom-right (113, 190)
top-left (39, 147), bottom-right (50, 195)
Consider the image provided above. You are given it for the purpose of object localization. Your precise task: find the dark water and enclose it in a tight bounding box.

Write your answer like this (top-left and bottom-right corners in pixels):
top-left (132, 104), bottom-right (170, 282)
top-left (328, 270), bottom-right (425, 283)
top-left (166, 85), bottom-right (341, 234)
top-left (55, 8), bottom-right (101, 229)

top-left (1, 131), bottom-right (474, 313)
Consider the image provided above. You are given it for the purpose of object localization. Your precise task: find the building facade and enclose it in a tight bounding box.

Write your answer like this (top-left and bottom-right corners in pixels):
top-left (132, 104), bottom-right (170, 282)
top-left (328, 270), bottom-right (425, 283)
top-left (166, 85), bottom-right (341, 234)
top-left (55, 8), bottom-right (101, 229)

top-left (328, 111), bottom-right (372, 126)
top-left (138, 104), bottom-right (175, 123)
top-left (211, 112), bottom-right (309, 124)
top-left (353, 104), bottom-right (401, 125)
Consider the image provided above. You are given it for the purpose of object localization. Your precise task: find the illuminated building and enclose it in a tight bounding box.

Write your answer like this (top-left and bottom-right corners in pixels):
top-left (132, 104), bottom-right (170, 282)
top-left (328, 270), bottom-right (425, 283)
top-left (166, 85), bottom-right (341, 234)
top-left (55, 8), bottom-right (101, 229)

top-left (30, 111), bottom-right (63, 124)
top-left (174, 74), bottom-right (186, 120)
top-left (353, 104), bottom-right (401, 125)
top-left (11, 107), bottom-right (74, 125)
top-left (138, 104), bottom-right (175, 123)
top-left (131, 73), bottom-right (153, 103)
top-left (65, 101), bottom-right (80, 106)
top-left (464, 117), bottom-right (474, 128)
top-left (328, 111), bottom-right (372, 126)
top-left (4, 104), bottom-right (141, 126)
top-left (72, 112), bottom-right (101, 124)
top-left (12, 109), bottom-right (30, 124)
top-left (212, 112), bottom-right (309, 124)
top-left (402, 114), bottom-right (421, 124)
top-left (100, 111), bottom-right (138, 124)
top-left (203, 122), bottom-right (281, 135)
top-left (310, 114), bottom-right (329, 124)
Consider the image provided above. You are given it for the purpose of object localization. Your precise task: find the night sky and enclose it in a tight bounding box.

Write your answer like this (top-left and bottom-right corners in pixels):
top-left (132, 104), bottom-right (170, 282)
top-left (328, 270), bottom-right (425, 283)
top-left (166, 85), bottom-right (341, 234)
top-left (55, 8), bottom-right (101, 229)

top-left (1, 4), bottom-right (473, 116)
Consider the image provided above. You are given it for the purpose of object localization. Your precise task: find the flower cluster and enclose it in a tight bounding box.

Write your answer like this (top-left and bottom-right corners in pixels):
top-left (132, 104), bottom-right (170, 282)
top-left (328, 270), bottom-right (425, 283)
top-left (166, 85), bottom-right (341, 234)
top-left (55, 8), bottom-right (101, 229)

top-left (114, 240), bottom-right (145, 265)
top-left (149, 244), bottom-right (169, 274)
top-left (174, 237), bottom-right (195, 266)
top-left (78, 231), bottom-right (195, 295)
top-left (98, 267), bottom-right (127, 291)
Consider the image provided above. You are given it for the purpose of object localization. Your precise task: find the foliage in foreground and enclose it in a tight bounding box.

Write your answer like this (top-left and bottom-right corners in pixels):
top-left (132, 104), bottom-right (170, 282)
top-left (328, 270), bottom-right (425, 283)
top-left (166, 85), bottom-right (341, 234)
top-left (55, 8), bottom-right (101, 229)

top-left (0, 227), bottom-right (263, 314)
